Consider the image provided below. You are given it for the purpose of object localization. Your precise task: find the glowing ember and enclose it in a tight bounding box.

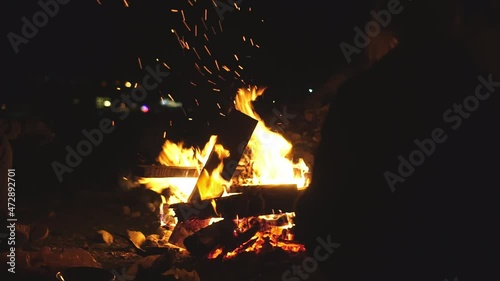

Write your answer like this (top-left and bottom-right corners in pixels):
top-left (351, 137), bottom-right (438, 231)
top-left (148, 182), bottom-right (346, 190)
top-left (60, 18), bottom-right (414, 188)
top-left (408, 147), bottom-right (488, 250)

top-left (208, 212), bottom-right (306, 260)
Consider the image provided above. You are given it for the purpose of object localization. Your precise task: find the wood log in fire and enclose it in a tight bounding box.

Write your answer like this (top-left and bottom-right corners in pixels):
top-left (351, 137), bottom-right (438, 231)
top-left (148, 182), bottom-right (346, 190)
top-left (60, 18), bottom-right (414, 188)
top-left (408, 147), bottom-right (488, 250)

top-left (188, 110), bottom-right (258, 202)
top-left (229, 184), bottom-right (304, 215)
top-left (183, 218), bottom-right (262, 256)
top-left (223, 219), bottom-right (261, 253)
top-left (170, 184), bottom-right (304, 222)
top-left (183, 219), bottom-right (236, 256)
top-left (168, 219), bottom-right (212, 249)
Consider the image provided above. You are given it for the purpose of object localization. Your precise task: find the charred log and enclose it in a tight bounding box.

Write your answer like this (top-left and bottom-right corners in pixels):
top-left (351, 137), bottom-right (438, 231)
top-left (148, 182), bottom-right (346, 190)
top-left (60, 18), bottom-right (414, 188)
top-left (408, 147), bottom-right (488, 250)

top-left (230, 184), bottom-right (304, 215)
top-left (183, 217), bottom-right (263, 257)
top-left (168, 219), bottom-right (212, 249)
top-left (170, 185), bottom-right (304, 222)
top-left (183, 219), bottom-right (236, 256)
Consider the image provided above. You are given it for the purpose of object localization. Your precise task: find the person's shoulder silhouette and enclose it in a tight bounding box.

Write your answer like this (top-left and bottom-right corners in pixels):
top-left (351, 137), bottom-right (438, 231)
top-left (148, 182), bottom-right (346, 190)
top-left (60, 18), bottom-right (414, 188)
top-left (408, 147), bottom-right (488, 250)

top-left (295, 9), bottom-right (500, 280)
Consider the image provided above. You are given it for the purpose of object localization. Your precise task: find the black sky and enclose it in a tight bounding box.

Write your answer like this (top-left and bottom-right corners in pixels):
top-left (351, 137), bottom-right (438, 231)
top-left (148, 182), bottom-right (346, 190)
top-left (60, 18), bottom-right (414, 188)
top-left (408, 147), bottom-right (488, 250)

top-left (3, 0), bottom-right (375, 101)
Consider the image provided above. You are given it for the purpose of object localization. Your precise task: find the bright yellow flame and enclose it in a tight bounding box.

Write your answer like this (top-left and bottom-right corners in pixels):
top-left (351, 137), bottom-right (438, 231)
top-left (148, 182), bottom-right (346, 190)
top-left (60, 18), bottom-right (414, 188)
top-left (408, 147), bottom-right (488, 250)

top-left (138, 177), bottom-right (198, 204)
top-left (158, 135), bottom-right (217, 167)
top-left (195, 144), bottom-right (231, 200)
top-left (234, 87), bottom-right (310, 188)
top-left (138, 136), bottom-right (217, 204)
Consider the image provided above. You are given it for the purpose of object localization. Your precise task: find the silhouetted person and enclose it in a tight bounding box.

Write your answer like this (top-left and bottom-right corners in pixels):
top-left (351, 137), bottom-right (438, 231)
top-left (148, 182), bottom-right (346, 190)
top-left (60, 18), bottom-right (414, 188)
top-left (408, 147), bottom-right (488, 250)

top-left (295, 1), bottom-right (500, 280)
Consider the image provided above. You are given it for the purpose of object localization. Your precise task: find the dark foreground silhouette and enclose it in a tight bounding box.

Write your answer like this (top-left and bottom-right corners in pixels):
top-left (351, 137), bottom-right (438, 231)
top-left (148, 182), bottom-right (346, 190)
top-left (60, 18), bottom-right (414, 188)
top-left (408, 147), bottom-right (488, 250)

top-left (295, 27), bottom-right (500, 281)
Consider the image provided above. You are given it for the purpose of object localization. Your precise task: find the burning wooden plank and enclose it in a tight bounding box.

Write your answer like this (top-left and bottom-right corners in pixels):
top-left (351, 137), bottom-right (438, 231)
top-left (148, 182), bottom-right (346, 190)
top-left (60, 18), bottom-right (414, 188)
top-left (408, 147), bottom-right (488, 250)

top-left (188, 110), bottom-right (258, 202)
top-left (134, 165), bottom-right (200, 178)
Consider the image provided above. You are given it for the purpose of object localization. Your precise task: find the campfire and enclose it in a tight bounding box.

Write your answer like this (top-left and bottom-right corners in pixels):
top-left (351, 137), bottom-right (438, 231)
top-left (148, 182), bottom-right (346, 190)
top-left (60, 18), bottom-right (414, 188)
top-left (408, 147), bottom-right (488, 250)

top-left (136, 86), bottom-right (310, 260)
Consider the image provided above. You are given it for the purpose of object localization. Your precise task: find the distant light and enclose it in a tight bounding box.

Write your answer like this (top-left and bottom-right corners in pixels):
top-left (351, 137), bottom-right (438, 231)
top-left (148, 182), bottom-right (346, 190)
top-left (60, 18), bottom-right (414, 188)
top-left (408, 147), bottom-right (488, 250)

top-left (96, 97), bottom-right (111, 108)
top-left (308, 88), bottom-right (313, 93)
top-left (160, 99), bottom-right (183, 108)
top-left (141, 105), bottom-right (149, 113)
top-left (188, 117), bottom-right (193, 121)
top-left (116, 87), bottom-right (121, 90)
top-left (124, 81), bottom-right (132, 88)
top-left (272, 100), bottom-right (275, 103)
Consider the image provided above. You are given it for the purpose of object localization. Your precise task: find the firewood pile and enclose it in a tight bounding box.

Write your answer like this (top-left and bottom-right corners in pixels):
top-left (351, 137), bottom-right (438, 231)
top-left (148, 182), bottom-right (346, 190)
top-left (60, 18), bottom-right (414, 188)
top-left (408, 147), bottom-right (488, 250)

top-left (113, 101), bottom-right (325, 280)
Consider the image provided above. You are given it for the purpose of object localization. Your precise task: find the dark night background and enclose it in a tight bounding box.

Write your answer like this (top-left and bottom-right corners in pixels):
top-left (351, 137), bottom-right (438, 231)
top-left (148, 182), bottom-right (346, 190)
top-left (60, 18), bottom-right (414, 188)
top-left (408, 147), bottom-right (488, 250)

top-left (2, 1), bottom-right (500, 280)
top-left (3, 0), bottom-right (374, 95)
